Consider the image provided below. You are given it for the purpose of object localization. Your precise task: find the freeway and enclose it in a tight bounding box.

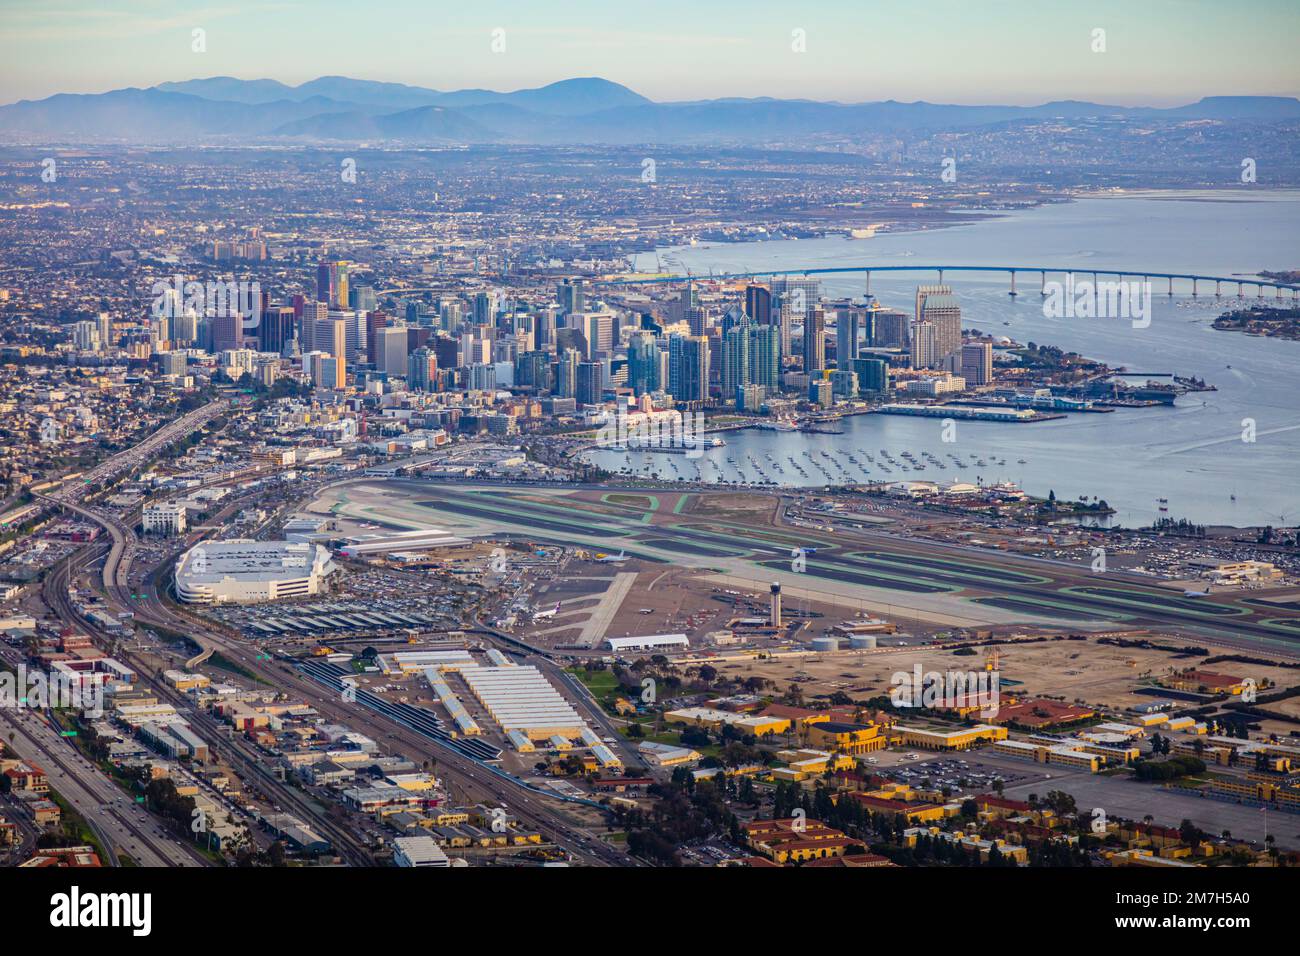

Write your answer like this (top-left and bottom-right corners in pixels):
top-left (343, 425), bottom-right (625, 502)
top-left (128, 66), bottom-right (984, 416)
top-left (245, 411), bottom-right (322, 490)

top-left (46, 400), bottom-right (229, 505)
top-left (0, 700), bottom-right (200, 868)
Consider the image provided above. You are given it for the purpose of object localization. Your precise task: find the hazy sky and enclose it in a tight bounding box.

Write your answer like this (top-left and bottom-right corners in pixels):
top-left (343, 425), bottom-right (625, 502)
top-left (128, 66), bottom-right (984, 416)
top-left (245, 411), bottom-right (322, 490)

top-left (2, 0), bottom-right (1298, 106)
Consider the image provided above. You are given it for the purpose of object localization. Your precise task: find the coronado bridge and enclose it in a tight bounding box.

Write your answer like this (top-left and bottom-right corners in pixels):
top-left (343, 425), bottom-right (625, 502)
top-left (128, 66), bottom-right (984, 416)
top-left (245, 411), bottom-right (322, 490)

top-left (598, 265), bottom-right (1300, 299)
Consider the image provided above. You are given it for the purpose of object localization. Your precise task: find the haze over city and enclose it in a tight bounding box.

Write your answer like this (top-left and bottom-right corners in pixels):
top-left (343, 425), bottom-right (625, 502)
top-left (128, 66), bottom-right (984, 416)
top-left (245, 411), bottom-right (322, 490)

top-left (3, 0), bottom-right (1299, 105)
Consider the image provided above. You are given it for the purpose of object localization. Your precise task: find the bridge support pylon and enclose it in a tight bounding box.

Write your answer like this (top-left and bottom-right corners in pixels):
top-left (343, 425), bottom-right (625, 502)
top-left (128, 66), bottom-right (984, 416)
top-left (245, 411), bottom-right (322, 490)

top-left (1040, 271), bottom-right (1047, 296)
top-left (1009, 271), bottom-right (1017, 297)
top-left (1216, 280), bottom-right (1221, 297)
top-left (1168, 276), bottom-right (1173, 296)
top-left (865, 270), bottom-right (870, 297)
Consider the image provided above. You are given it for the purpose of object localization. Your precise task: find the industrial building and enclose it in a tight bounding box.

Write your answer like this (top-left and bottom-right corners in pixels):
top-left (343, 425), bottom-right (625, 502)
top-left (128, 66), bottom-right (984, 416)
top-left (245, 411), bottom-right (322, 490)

top-left (605, 633), bottom-right (689, 653)
top-left (377, 648), bottom-right (475, 675)
top-left (337, 527), bottom-right (470, 557)
top-left (392, 835), bottom-right (451, 867)
top-left (455, 664), bottom-right (585, 740)
top-left (174, 540), bottom-right (336, 604)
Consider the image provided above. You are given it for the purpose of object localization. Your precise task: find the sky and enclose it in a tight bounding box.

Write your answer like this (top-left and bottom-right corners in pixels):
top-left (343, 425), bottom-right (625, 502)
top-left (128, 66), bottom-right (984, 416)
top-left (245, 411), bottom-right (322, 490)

top-left (2, 0), bottom-right (1298, 106)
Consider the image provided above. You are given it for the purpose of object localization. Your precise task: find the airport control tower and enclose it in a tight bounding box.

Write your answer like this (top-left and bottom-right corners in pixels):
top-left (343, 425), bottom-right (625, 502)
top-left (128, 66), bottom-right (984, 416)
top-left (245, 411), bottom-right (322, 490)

top-left (770, 582), bottom-right (782, 627)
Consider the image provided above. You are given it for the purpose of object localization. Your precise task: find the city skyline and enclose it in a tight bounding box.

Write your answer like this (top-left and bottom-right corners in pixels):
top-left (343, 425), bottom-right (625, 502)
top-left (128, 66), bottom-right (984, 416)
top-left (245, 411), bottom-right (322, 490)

top-left (2, 0), bottom-right (1299, 106)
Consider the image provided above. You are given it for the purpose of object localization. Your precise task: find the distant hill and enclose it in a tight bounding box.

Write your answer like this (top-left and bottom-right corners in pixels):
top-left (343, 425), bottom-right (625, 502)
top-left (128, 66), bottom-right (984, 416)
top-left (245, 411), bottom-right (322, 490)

top-left (2, 75), bottom-right (1296, 145)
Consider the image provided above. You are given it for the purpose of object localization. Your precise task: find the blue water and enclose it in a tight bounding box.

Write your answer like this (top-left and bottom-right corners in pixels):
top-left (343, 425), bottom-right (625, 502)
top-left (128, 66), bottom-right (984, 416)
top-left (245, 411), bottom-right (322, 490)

top-left (599, 190), bottom-right (1300, 528)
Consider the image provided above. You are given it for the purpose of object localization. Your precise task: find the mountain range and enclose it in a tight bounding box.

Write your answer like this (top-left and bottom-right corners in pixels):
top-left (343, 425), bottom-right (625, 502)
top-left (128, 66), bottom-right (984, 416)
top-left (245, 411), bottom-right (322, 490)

top-left (2, 76), bottom-right (1298, 145)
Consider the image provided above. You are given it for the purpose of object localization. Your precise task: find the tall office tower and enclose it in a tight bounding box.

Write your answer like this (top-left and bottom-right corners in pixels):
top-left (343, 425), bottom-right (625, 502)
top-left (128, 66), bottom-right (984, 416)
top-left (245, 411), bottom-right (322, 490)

top-left (556, 348), bottom-right (580, 398)
top-left (682, 307), bottom-right (708, 337)
top-left (915, 285), bottom-right (960, 363)
top-left (430, 335), bottom-right (457, 371)
top-left (721, 322), bottom-right (750, 396)
top-left (719, 305), bottom-right (748, 336)
top-left (534, 308), bottom-right (559, 350)
top-left (376, 325), bottom-right (409, 377)
top-left (172, 310), bottom-right (198, 347)
top-left (681, 282), bottom-right (699, 312)
top-left (97, 312), bottom-right (113, 350)
top-left (626, 330), bottom-right (661, 396)
top-left (511, 326), bottom-right (534, 355)
top-left (555, 326), bottom-right (587, 360)
top-left (316, 260), bottom-right (349, 307)
top-left (576, 361), bottom-right (604, 407)
top-left (672, 335), bottom-right (710, 404)
top-left (72, 320), bottom-right (99, 351)
top-left (439, 300), bottom-right (462, 331)
top-left (332, 261), bottom-right (350, 309)
top-left (149, 313), bottom-right (170, 350)
top-left (853, 357), bottom-right (890, 394)
top-left (325, 309), bottom-right (361, 360)
top-left (580, 312), bottom-right (615, 360)
top-left (212, 312), bottom-right (241, 353)
top-left (802, 307), bottom-right (826, 373)
top-left (159, 350), bottom-right (188, 376)
top-left (471, 291), bottom-right (494, 325)
top-left (770, 295), bottom-right (792, 358)
top-left (462, 334), bottom-right (490, 366)
top-left (836, 308), bottom-right (863, 367)
top-left (516, 350), bottom-right (553, 393)
top-left (871, 309), bottom-right (910, 349)
top-left (960, 341), bottom-right (993, 386)
top-left (259, 306), bottom-right (295, 356)
top-left (365, 310), bottom-right (389, 360)
top-left (350, 284), bottom-right (376, 312)
top-left (300, 300), bottom-right (328, 353)
top-left (745, 284), bottom-right (772, 326)
top-left (747, 322), bottom-right (781, 390)
top-left (771, 276), bottom-right (820, 314)
top-left (307, 351), bottom-right (344, 389)
top-left (467, 362), bottom-right (496, 391)
top-left (407, 347), bottom-right (438, 391)
top-left (556, 278), bottom-right (586, 315)
top-left (320, 355), bottom-right (345, 389)
top-left (911, 319), bottom-right (938, 369)
top-left (322, 317), bottom-right (348, 364)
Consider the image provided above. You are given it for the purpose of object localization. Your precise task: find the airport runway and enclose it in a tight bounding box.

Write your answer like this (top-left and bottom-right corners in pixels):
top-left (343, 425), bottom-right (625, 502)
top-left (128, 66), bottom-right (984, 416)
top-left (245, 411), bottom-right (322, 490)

top-left (331, 481), bottom-right (1300, 652)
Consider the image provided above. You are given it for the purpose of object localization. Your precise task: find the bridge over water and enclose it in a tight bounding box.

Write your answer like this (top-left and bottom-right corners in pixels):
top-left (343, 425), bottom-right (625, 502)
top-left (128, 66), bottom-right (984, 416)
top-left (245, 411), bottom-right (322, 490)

top-left (602, 265), bottom-right (1300, 298)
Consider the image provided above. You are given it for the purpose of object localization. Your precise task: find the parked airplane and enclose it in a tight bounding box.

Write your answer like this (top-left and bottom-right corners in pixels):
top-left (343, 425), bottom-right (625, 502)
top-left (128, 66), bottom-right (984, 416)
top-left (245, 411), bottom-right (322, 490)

top-left (534, 601), bottom-right (562, 619)
top-left (594, 550), bottom-right (628, 563)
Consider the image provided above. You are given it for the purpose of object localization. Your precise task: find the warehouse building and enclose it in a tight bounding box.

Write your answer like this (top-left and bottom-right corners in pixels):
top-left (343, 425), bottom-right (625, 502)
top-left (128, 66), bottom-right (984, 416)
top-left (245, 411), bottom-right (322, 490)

top-left (378, 648), bottom-right (475, 675)
top-left (392, 835), bottom-right (450, 867)
top-left (337, 528), bottom-right (469, 557)
top-left (455, 664), bottom-right (586, 740)
top-left (606, 634), bottom-right (689, 653)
